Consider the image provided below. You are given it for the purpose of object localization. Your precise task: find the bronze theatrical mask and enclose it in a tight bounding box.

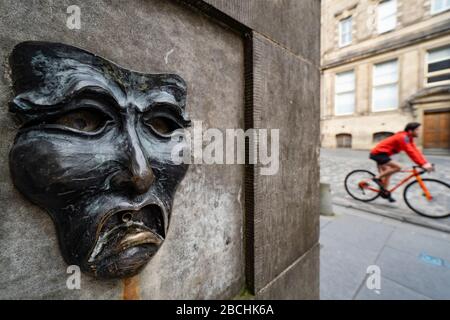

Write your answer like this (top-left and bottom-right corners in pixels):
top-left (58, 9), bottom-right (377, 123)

top-left (8, 41), bottom-right (190, 279)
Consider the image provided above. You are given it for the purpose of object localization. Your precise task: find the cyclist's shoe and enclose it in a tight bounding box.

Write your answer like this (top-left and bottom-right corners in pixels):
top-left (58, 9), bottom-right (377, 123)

top-left (387, 195), bottom-right (396, 203)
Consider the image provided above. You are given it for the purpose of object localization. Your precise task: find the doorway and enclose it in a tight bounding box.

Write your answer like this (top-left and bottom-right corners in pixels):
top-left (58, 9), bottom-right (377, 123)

top-left (336, 133), bottom-right (352, 148)
top-left (423, 110), bottom-right (450, 152)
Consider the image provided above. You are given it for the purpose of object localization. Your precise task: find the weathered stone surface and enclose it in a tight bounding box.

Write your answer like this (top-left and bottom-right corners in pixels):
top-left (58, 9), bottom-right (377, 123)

top-left (250, 32), bottom-right (320, 293)
top-left (201, 0), bottom-right (321, 65)
top-left (257, 244), bottom-right (320, 300)
top-left (0, 0), bottom-right (244, 299)
top-left (0, 0), bottom-right (321, 300)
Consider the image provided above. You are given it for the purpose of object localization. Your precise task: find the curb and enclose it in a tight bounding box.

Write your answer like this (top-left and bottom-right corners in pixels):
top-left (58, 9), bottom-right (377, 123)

top-left (332, 198), bottom-right (450, 234)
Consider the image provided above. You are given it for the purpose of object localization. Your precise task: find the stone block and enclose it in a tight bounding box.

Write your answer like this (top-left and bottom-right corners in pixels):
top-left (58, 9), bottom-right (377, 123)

top-left (249, 32), bottom-right (320, 293)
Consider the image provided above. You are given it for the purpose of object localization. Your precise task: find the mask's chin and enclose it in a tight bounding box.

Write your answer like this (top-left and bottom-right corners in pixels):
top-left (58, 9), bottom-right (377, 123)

top-left (83, 204), bottom-right (166, 279)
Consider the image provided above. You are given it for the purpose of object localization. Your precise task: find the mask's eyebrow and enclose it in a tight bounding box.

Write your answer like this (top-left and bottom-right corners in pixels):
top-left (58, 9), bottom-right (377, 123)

top-left (69, 84), bottom-right (124, 108)
top-left (138, 91), bottom-right (185, 115)
top-left (11, 74), bottom-right (126, 111)
top-left (10, 81), bottom-right (126, 125)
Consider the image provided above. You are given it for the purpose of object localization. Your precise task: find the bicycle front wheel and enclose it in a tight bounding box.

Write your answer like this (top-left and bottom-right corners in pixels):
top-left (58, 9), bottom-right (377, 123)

top-left (404, 178), bottom-right (450, 219)
top-left (344, 170), bottom-right (381, 202)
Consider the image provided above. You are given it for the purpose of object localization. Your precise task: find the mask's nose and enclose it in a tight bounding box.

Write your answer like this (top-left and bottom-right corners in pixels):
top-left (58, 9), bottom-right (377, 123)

top-left (125, 114), bottom-right (155, 194)
top-left (128, 138), bottom-right (154, 194)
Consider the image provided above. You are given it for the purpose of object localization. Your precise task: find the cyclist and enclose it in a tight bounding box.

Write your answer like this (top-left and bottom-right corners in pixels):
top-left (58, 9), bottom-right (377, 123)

top-left (369, 122), bottom-right (433, 202)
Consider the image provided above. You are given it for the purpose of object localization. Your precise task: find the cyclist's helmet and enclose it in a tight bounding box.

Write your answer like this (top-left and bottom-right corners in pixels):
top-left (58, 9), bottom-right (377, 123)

top-left (404, 122), bottom-right (421, 132)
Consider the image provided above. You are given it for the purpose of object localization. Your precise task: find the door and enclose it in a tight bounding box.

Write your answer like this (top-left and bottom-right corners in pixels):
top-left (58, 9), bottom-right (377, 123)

top-left (336, 134), bottom-right (352, 148)
top-left (423, 111), bottom-right (450, 150)
top-left (373, 132), bottom-right (394, 143)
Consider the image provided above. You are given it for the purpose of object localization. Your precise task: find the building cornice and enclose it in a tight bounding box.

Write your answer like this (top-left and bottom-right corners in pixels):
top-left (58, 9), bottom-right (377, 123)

top-left (322, 20), bottom-right (450, 70)
top-left (403, 85), bottom-right (450, 111)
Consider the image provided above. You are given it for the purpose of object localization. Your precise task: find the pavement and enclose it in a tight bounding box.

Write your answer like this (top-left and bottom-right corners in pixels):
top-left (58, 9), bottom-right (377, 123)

top-left (320, 205), bottom-right (450, 300)
top-left (320, 148), bottom-right (450, 231)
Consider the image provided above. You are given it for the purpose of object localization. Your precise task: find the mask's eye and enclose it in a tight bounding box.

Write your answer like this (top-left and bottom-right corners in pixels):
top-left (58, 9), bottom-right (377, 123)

top-left (144, 116), bottom-right (181, 136)
top-left (53, 109), bottom-right (111, 132)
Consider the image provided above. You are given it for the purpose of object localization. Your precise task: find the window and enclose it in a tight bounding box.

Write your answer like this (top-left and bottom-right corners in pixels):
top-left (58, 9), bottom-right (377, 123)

top-left (373, 132), bottom-right (394, 143)
top-left (431, 0), bottom-right (450, 14)
top-left (339, 17), bottom-right (352, 47)
top-left (426, 45), bottom-right (450, 86)
top-left (377, 0), bottom-right (397, 34)
top-left (335, 70), bottom-right (355, 115)
top-left (372, 59), bottom-right (398, 111)
top-left (336, 134), bottom-right (352, 148)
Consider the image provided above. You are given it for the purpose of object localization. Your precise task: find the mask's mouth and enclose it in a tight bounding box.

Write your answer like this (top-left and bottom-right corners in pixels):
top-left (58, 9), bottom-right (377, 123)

top-left (87, 204), bottom-right (165, 265)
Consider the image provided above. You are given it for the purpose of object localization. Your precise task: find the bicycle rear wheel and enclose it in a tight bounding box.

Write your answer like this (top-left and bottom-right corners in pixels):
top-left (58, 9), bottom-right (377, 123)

top-left (344, 170), bottom-right (381, 202)
top-left (404, 178), bottom-right (450, 219)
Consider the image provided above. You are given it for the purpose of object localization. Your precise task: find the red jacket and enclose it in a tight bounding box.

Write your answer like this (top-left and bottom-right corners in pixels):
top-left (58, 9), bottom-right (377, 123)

top-left (371, 131), bottom-right (427, 166)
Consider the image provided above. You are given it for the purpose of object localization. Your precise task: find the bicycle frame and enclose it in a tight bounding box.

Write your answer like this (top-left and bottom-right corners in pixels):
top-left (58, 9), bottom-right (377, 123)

top-left (361, 167), bottom-right (432, 200)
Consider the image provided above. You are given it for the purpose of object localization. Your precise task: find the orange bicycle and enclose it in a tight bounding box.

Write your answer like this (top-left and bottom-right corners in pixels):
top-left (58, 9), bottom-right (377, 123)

top-left (344, 165), bottom-right (450, 219)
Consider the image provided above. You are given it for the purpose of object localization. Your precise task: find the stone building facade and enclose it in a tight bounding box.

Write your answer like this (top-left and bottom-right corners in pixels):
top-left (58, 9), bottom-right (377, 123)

top-left (321, 0), bottom-right (450, 154)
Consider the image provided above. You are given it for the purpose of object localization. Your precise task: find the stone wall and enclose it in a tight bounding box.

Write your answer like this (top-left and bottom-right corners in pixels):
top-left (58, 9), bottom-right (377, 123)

top-left (183, 0), bottom-right (321, 299)
top-left (0, 0), bottom-right (320, 299)
top-left (321, 0), bottom-right (450, 63)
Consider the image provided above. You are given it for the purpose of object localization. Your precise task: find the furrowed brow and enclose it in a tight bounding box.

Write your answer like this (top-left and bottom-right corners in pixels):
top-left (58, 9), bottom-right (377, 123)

top-left (139, 91), bottom-right (184, 113)
top-left (10, 82), bottom-right (125, 124)
top-left (69, 85), bottom-right (123, 107)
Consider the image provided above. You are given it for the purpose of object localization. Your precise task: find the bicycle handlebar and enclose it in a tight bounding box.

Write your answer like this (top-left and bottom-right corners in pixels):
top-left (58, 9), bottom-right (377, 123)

top-left (412, 163), bottom-right (435, 175)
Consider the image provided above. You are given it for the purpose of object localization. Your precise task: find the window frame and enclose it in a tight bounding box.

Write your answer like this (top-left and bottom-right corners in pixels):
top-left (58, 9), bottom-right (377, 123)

top-left (430, 0), bottom-right (450, 15)
top-left (377, 0), bottom-right (397, 34)
top-left (425, 45), bottom-right (450, 87)
top-left (334, 69), bottom-right (356, 116)
top-left (371, 59), bottom-right (399, 112)
top-left (339, 16), bottom-right (353, 48)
